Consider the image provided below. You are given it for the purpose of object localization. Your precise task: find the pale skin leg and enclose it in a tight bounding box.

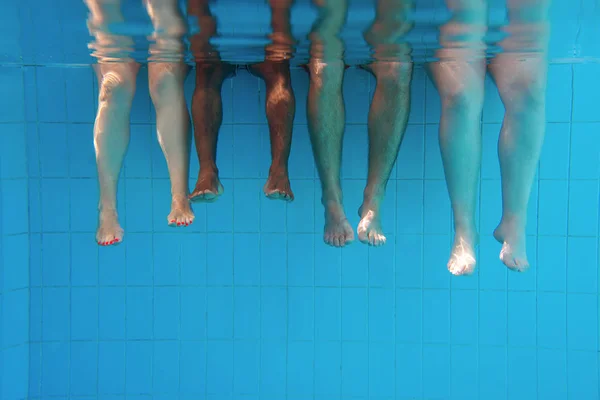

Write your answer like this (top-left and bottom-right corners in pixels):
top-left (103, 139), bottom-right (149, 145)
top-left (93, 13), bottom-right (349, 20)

top-left (93, 63), bottom-right (139, 246)
top-left (429, 60), bottom-right (485, 275)
top-left (426, 0), bottom-right (487, 274)
top-left (148, 62), bottom-right (195, 226)
top-left (357, 0), bottom-right (413, 246)
top-left (490, 0), bottom-right (549, 271)
top-left (144, 0), bottom-right (195, 226)
top-left (86, 0), bottom-right (139, 246)
top-left (305, 0), bottom-right (353, 247)
top-left (248, 0), bottom-right (296, 201)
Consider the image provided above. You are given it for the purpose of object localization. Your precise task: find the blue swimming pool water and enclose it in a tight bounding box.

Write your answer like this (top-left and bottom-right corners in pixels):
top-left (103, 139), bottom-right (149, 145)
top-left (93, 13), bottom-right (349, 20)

top-left (0, 0), bottom-right (599, 399)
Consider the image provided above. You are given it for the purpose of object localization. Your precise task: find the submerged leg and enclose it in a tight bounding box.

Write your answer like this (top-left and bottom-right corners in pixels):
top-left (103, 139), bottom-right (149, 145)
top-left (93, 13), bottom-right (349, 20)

top-left (145, 0), bottom-right (193, 226)
top-left (427, 0), bottom-right (487, 275)
top-left (187, 0), bottom-right (234, 202)
top-left (93, 62), bottom-right (139, 245)
top-left (489, 0), bottom-right (549, 271)
top-left (85, 0), bottom-right (138, 245)
top-left (248, 0), bottom-right (296, 201)
top-left (358, 61), bottom-right (412, 246)
top-left (249, 60), bottom-right (296, 201)
top-left (148, 62), bottom-right (194, 226)
top-left (358, 0), bottom-right (414, 246)
top-left (306, 59), bottom-right (354, 247)
top-left (428, 59), bottom-right (485, 275)
top-left (189, 62), bottom-right (234, 201)
top-left (306, 0), bottom-right (352, 247)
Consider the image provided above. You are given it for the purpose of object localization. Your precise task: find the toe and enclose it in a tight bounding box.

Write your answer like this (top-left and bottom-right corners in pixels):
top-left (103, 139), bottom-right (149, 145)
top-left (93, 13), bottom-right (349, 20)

top-left (504, 257), bottom-right (517, 269)
top-left (447, 260), bottom-right (458, 274)
top-left (368, 233), bottom-right (376, 246)
top-left (333, 235), bottom-right (341, 247)
top-left (347, 231), bottom-right (354, 243)
top-left (329, 236), bottom-right (338, 247)
top-left (346, 233), bottom-right (354, 245)
top-left (515, 258), bottom-right (529, 272)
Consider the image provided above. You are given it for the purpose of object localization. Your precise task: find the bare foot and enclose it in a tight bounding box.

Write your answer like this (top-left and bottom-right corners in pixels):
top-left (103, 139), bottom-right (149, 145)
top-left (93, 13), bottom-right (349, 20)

top-left (323, 202), bottom-right (354, 247)
top-left (357, 205), bottom-right (386, 246)
top-left (96, 209), bottom-right (124, 246)
top-left (447, 229), bottom-right (478, 276)
top-left (168, 195), bottom-right (195, 227)
top-left (264, 170), bottom-right (294, 202)
top-left (494, 221), bottom-right (529, 272)
top-left (189, 170), bottom-right (224, 202)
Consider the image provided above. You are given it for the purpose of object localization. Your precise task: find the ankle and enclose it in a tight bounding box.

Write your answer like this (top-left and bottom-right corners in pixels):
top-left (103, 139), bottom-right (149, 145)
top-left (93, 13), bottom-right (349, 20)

top-left (454, 220), bottom-right (477, 234)
top-left (172, 192), bottom-right (188, 201)
top-left (98, 204), bottom-right (117, 213)
top-left (322, 190), bottom-right (343, 208)
top-left (268, 163), bottom-right (288, 176)
top-left (363, 183), bottom-right (384, 203)
top-left (199, 164), bottom-right (218, 176)
top-left (324, 201), bottom-right (347, 221)
top-left (499, 213), bottom-right (527, 231)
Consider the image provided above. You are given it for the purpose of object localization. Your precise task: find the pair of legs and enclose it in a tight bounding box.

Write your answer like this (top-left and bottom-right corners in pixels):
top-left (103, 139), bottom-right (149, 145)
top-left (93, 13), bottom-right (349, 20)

top-left (188, 0), bottom-right (296, 202)
top-left (88, 0), bottom-right (193, 246)
top-left (306, 0), bottom-right (413, 247)
top-left (428, 0), bottom-right (549, 274)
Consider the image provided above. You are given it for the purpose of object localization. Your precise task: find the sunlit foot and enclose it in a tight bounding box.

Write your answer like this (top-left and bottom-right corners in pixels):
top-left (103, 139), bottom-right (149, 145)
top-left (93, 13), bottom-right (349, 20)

top-left (264, 169), bottom-right (294, 202)
top-left (323, 202), bottom-right (354, 247)
top-left (357, 205), bottom-right (386, 246)
top-left (494, 221), bottom-right (529, 272)
top-left (447, 229), bottom-right (478, 276)
top-left (168, 195), bottom-right (195, 227)
top-left (96, 209), bottom-right (124, 246)
top-left (189, 170), bottom-right (224, 202)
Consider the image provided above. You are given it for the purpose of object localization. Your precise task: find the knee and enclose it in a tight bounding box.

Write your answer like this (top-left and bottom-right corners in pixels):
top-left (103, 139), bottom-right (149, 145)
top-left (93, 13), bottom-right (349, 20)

top-left (195, 63), bottom-right (231, 89)
top-left (266, 67), bottom-right (293, 94)
top-left (439, 81), bottom-right (484, 114)
top-left (372, 62), bottom-right (412, 91)
top-left (149, 63), bottom-right (186, 101)
top-left (498, 75), bottom-right (546, 113)
top-left (492, 55), bottom-right (547, 113)
top-left (308, 59), bottom-right (344, 88)
top-left (98, 70), bottom-right (136, 104)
